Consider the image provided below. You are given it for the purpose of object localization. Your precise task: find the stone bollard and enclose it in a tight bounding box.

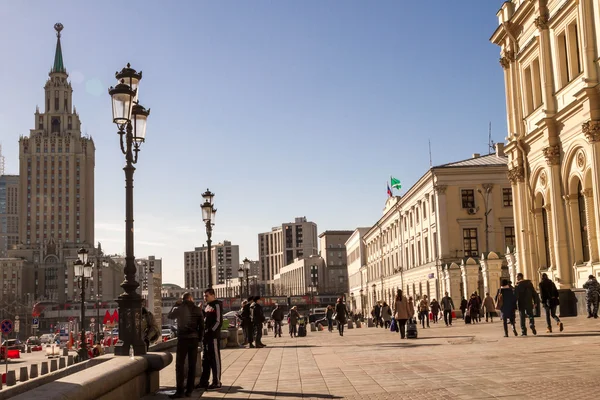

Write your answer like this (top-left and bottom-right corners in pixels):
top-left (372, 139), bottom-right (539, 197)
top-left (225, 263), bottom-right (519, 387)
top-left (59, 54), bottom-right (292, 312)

top-left (27, 346), bottom-right (31, 353)
top-left (367, 318), bottom-right (374, 327)
top-left (62, 348), bottom-right (68, 357)
top-left (67, 355), bottom-right (74, 366)
top-left (19, 366), bottom-right (28, 382)
top-left (30, 364), bottom-right (39, 379)
top-left (6, 370), bottom-right (16, 386)
top-left (50, 359), bottom-right (58, 372)
top-left (356, 320), bottom-right (362, 328)
top-left (347, 320), bottom-right (354, 329)
top-left (41, 361), bottom-right (49, 375)
top-left (59, 357), bottom-right (66, 369)
top-left (227, 327), bottom-right (240, 348)
top-left (310, 322), bottom-right (316, 332)
top-left (263, 327), bottom-right (268, 335)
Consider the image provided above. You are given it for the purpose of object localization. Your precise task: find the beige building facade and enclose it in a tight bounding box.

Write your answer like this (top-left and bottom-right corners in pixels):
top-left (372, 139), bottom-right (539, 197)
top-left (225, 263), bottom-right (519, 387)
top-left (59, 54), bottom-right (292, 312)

top-left (345, 227), bottom-right (369, 314)
top-left (491, 0), bottom-right (600, 291)
top-left (274, 255), bottom-right (324, 296)
top-left (362, 146), bottom-right (514, 313)
top-left (0, 175), bottom-right (19, 258)
top-left (319, 230), bottom-right (353, 294)
top-left (258, 217), bottom-right (318, 293)
top-left (184, 240), bottom-right (239, 298)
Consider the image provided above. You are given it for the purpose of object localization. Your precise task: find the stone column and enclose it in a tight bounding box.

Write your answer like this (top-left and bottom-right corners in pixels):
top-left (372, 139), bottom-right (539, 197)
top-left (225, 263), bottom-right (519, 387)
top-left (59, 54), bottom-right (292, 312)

top-left (460, 258), bottom-right (480, 298)
top-left (577, 0), bottom-right (599, 84)
top-left (581, 189), bottom-right (599, 262)
top-left (563, 194), bottom-right (580, 265)
top-left (446, 263), bottom-right (462, 311)
top-left (583, 121), bottom-right (600, 259)
top-left (544, 145), bottom-right (571, 288)
top-left (534, 13), bottom-right (557, 114)
top-left (505, 250), bottom-right (517, 284)
top-left (434, 185), bottom-right (449, 258)
top-left (508, 166), bottom-right (533, 278)
top-left (480, 252), bottom-right (504, 297)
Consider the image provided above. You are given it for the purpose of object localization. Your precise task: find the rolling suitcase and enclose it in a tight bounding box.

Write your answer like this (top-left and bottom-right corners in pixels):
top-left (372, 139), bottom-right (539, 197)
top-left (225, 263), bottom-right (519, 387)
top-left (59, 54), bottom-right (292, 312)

top-left (406, 320), bottom-right (418, 339)
top-left (297, 324), bottom-right (307, 337)
top-left (465, 314), bottom-right (471, 324)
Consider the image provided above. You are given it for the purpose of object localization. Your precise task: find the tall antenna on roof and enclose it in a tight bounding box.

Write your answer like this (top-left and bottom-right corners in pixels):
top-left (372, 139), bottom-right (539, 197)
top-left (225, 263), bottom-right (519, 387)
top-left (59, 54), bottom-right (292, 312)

top-left (428, 139), bottom-right (432, 167)
top-left (488, 122), bottom-right (495, 155)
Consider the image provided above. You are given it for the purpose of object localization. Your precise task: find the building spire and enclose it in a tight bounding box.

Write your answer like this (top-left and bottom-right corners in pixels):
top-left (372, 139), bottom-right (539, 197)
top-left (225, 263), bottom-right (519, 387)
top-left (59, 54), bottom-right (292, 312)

top-left (51, 23), bottom-right (66, 74)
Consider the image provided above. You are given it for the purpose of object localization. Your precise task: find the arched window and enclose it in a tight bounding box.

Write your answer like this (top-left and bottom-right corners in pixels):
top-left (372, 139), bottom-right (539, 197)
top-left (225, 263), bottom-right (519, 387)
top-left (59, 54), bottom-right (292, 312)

top-left (541, 198), bottom-right (551, 268)
top-left (577, 181), bottom-right (590, 261)
top-left (51, 118), bottom-right (60, 133)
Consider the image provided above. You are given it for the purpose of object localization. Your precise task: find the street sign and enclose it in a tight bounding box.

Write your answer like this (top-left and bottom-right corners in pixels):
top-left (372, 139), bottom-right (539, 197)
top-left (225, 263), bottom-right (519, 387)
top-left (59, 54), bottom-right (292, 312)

top-left (0, 320), bottom-right (13, 335)
top-left (14, 321), bottom-right (20, 333)
top-left (32, 318), bottom-right (39, 329)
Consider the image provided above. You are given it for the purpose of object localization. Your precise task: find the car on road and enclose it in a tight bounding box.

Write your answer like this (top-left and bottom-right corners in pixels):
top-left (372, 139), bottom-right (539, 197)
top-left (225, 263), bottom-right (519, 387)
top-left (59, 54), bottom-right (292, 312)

top-left (161, 329), bottom-right (174, 342)
top-left (26, 336), bottom-right (42, 346)
top-left (40, 334), bottom-right (55, 344)
top-left (2, 339), bottom-right (25, 352)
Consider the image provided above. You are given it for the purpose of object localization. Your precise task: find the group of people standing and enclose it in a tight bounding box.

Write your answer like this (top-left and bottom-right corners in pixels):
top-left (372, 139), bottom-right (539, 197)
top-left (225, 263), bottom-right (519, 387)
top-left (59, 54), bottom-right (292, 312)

top-left (167, 288), bottom-right (223, 399)
top-left (324, 298), bottom-right (350, 335)
top-left (239, 296), bottom-right (267, 348)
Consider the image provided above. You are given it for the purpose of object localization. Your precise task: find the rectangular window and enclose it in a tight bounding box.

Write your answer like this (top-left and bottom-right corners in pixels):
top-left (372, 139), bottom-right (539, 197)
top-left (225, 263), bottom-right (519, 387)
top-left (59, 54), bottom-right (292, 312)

top-left (461, 189), bottom-right (475, 209)
top-left (523, 65), bottom-right (534, 114)
top-left (54, 91), bottom-right (59, 111)
top-left (566, 22), bottom-right (581, 80)
top-left (503, 188), bottom-right (513, 207)
top-left (531, 58), bottom-right (542, 109)
top-left (463, 228), bottom-right (478, 257)
top-left (504, 227), bottom-right (516, 249)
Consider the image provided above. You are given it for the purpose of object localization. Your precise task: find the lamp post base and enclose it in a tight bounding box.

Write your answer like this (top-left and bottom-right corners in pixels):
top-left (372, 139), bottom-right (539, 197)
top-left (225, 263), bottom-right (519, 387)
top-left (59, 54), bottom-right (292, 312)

top-left (114, 295), bottom-right (146, 356)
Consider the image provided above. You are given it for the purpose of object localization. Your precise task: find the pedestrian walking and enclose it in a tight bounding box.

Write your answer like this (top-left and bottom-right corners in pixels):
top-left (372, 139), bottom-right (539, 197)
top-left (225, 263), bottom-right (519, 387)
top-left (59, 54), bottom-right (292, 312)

top-left (460, 297), bottom-right (468, 319)
top-left (289, 306), bottom-right (300, 337)
top-left (373, 303), bottom-right (381, 328)
top-left (539, 273), bottom-right (564, 332)
top-left (326, 305), bottom-right (334, 332)
top-left (514, 272), bottom-right (540, 336)
top-left (393, 290), bottom-right (411, 339)
top-left (168, 292), bottom-right (203, 398)
top-left (142, 307), bottom-right (161, 350)
top-left (482, 293), bottom-right (496, 322)
top-left (497, 279), bottom-right (518, 337)
top-left (440, 292), bottom-right (455, 326)
top-left (271, 303), bottom-right (284, 338)
top-left (251, 296), bottom-right (266, 347)
top-left (418, 295), bottom-right (430, 328)
top-left (467, 293), bottom-right (481, 323)
top-left (335, 298), bottom-right (348, 336)
top-left (583, 275), bottom-right (600, 318)
top-left (381, 302), bottom-right (392, 329)
top-left (408, 296), bottom-right (416, 322)
top-left (198, 288), bottom-right (223, 391)
top-left (429, 299), bottom-right (440, 324)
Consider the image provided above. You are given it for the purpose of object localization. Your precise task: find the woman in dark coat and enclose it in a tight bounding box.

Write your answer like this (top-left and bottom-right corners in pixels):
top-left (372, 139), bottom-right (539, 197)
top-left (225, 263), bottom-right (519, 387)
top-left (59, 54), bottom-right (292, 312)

top-left (498, 279), bottom-right (518, 337)
top-left (334, 298), bottom-right (349, 336)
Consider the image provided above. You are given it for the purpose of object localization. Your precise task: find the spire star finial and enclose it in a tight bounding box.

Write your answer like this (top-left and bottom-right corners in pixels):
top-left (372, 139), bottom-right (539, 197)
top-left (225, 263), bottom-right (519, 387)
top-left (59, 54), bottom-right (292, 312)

top-left (54, 23), bottom-right (63, 38)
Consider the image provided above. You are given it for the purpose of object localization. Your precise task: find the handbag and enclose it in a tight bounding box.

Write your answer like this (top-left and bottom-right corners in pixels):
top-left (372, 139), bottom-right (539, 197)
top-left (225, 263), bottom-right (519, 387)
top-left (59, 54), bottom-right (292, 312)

top-left (495, 293), bottom-right (503, 310)
top-left (390, 318), bottom-right (397, 332)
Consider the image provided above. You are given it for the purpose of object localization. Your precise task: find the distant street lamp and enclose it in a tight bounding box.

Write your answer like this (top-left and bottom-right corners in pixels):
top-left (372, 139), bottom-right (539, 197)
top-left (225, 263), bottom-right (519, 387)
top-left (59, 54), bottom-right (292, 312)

top-left (108, 62), bottom-right (150, 356)
top-left (359, 288), bottom-right (364, 317)
top-left (74, 247), bottom-right (93, 360)
top-left (372, 283), bottom-right (377, 307)
top-left (477, 185), bottom-right (493, 253)
top-left (350, 292), bottom-right (355, 312)
top-left (201, 189), bottom-right (217, 289)
top-left (243, 258), bottom-right (251, 297)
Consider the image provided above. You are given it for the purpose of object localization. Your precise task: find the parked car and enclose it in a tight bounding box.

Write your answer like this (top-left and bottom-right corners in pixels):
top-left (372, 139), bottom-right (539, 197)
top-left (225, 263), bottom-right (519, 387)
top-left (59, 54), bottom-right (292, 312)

top-left (161, 329), bottom-right (173, 342)
top-left (40, 334), bottom-right (55, 344)
top-left (26, 336), bottom-right (42, 346)
top-left (2, 339), bottom-right (25, 352)
top-left (162, 325), bottom-right (177, 338)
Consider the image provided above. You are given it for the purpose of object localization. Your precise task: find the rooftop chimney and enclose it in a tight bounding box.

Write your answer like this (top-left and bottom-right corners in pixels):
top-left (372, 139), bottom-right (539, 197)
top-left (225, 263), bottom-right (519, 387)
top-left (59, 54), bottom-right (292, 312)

top-left (495, 142), bottom-right (505, 157)
top-left (472, 153), bottom-right (481, 158)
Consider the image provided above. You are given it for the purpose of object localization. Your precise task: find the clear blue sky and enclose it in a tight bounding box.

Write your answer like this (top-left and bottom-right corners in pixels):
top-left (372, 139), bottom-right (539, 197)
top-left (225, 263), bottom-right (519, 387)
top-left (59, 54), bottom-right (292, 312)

top-left (0, 1), bottom-right (507, 287)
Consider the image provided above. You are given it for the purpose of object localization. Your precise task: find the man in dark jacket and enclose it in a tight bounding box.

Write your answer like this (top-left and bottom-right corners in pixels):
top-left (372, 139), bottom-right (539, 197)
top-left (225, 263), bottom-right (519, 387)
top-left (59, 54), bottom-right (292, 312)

top-left (440, 292), bottom-right (455, 326)
top-left (539, 273), bottom-right (563, 333)
top-left (271, 303), bottom-right (284, 338)
top-left (514, 272), bottom-right (540, 336)
top-left (198, 288), bottom-right (223, 391)
top-left (251, 296), bottom-right (266, 347)
top-left (168, 292), bottom-right (203, 398)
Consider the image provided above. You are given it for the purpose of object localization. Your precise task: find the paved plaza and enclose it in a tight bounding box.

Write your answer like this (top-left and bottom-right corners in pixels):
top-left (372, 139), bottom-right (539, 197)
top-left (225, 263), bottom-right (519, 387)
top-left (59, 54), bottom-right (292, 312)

top-left (146, 316), bottom-right (600, 400)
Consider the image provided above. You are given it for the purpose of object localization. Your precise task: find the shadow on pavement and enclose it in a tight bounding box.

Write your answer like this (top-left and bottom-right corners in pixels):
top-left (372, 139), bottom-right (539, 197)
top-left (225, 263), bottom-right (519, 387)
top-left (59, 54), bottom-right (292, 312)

top-left (378, 342), bottom-right (442, 348)
top-left (224, 386), bottom-right (342, 398)
top-left (535, 332), bottom-right (600, 338)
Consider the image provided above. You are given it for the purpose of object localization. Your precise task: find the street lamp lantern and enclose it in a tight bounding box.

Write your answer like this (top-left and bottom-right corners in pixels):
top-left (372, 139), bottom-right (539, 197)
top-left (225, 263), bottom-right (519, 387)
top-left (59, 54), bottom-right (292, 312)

top-left (202, 188), bottom-right (215, 205)
top-left (108, 80), bottom-right (136, 124)
top-left (83, 262), bottom-right (93, 279)
top-left (131, 103), bottom-right (150, 142)
top-left (107, 62), bottom-right (150, 357)
top-left (115, 63), bottom-right (142, 102)
top-left (77, 247), bottom-right (88, 264)
top-left (238, 266), bottom-right (244, 279)
top-left (74, 259), bottom-right (84, 278)
top-left (201, 200), bottom-right (216, 224)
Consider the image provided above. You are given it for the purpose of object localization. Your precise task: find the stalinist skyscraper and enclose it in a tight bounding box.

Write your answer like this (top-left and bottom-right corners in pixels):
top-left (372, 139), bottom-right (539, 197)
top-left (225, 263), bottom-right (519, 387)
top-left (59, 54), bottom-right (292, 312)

top-left (7, 23), bottom-right (97, 303)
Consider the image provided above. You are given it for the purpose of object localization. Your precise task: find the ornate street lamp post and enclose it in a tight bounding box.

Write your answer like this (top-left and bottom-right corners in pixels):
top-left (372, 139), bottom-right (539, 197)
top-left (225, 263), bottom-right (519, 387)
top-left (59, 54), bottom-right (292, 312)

top-left (108, 63), bottom-right (150, 356)
top-left (242, 258), bottom-right (251, 298)
top-left (359, 288), bottom-right (364, 318)
top-left (74, 247), bottom-right (93, 360)
top-left (238, 266), bottom-right (244, 302)
top-left (201, 189), bottom-right (217, 289)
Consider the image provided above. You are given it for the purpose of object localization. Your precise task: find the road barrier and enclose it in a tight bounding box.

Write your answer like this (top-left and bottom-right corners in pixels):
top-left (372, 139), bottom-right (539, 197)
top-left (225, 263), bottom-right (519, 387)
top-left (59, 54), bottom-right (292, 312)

top-left (18, 367), bottom-right (28, 382)
top-left (30, 364), bottom-right (38, 379)
top-left (40, 362), bottom-right (49, 375)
